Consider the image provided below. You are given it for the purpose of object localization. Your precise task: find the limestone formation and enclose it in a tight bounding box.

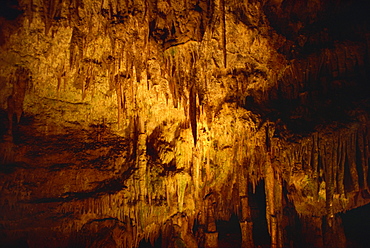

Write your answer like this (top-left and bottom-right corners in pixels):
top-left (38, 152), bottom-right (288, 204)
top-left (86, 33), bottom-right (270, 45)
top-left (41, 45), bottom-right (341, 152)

top-left (1, 0), bottom-right (370, 247)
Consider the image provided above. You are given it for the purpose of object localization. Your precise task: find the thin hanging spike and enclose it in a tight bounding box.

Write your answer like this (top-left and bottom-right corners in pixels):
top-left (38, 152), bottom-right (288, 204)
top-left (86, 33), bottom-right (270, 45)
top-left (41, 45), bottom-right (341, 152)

top-left (221, 0), bottom-right (227, 68)
top-left (116, 77), bottom-right (122, 128)
top-left (364, 126), bottom-right (370, 189)
top-left (189, 85), bottom-right (197, 146)
top-left (43, 0), bottom-right (51, 35)
top-left (81, 68), bottom-right (86, 100)
top-left (332, 136), bottom-right (339, 193)
top-left (100, 0), bottom-right (105, 12)
top-left (312, 133), bottom-right (320, 199)
top-left (357, 128), bottom-right (367, 189)
top-left (348, 133), bottom-right (360, 191)
top-left (325, 140), bottom-right (334, 213)
top-left (28, 0), bottom-right (34, 25)
top-left (338, 133), bottom-right (345, 195)
top-left (57, 75), bottom-right (62, 99)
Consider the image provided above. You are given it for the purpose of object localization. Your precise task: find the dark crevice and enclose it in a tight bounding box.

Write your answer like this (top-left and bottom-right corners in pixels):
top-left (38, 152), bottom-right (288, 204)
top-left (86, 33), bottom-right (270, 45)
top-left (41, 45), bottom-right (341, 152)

top-left (340, 202), bottom-right (370, 248)
top-left (138, 237), bottom-right (162, 248)
top-left (28, 167), bottom-right (135, 204)
top-left (282, 180), bottom-right (304, 248)
top-left (344, 156), bottom-right (354, 193)
top-left (217, 214), bottom-right (242, 248)
top-left (244, 64), bottom-right (369, 136)
top-left (356, 136), bottom-right (365, 189)
top-left (249, 181), bottom-right (270, 247)
top-left (0, 0), bottom-right (23, 20)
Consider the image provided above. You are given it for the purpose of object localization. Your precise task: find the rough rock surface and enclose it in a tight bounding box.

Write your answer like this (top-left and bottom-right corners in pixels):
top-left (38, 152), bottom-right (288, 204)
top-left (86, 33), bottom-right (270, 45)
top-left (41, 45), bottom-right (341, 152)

top-left (1, 0), bottom-right (370, 247)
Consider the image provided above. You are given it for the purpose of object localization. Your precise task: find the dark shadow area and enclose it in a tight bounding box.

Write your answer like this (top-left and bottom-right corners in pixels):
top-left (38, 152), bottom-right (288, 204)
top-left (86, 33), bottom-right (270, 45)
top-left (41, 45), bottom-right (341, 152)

top-left (340, 202), bottom-right (370, 248)
top-left (0, 0), bottom-right (23, 20)
top-left (0, 238), bottom-right (29, 248)
top-left (217, 213), bottom-right (242, 248)
top-left (244, 79), bottom-right (370, 139)
top-left (282, 180), bottom-right (304, 248)
top-left (28, 167), bottom-right (134, 204)
top-left (263, 0), bottom-right (370, 51)
top-left (249, 181), bottom-right (271, 248)
top-left (0, 110), bottom-right (9, 139)
top-left (68, 218), bottom-right (128, 248)
top-left (245, 0), bottom-right (370, 138)
top-left (138, 236), bottom-right (162, 248)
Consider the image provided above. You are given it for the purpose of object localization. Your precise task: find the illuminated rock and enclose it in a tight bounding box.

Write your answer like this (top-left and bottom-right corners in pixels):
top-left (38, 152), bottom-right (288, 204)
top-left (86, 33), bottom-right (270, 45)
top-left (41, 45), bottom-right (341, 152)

top-left (1, 0), bottom-right (370, 247)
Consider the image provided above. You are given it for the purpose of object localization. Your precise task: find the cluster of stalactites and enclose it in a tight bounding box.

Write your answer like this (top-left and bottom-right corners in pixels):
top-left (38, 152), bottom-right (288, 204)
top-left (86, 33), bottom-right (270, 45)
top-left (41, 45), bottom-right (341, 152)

top-left (276, 120), bottom-right (370, 215)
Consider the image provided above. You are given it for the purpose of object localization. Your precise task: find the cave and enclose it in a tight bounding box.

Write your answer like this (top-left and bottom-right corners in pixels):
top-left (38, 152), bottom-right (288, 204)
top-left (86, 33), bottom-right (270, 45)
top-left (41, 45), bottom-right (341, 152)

top-left (1, 0), bottom-right (370, 247)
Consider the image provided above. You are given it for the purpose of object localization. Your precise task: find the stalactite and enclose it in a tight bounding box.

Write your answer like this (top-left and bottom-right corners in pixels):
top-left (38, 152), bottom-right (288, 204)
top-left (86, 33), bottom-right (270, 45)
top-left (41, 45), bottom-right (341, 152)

top-left (189, 85), bottom-right (197, 146)
top-left (348, 133), bottom-right (360, 191)
top-left (26, 0), bottom-right (34, 25)
top-left (56, 64), bottom-right (66, 98)
top-left (324, 139), bottom-right (334, 230)
top-left (365, 125), bottom-right (370, 189)
top-left (1, 1), bottom-right (370, 247)
top-left (332, 137), bottom-right (339, 194)
top-left (7, 67), bottom-right (29, 134)
top-left (116, 77), bottom-right (124, 128)
top-left (312, 133), bottom-right (320, 200)
top-left (338, 133), bottom-right (346, 195)
top-left (81, 65), bottom-right (91, 100)
top-left (69, 27), bottom-right (86, 69)
top-left (265, 157), bottom-right (281, 248)
top-left (303, 142), bottom-right (311, 174)
top-left (43, 0), bottom-right (56, 35)
top-left (357, 128), bottom-right (366, 189)
top-left (221, 0), bottom-right (227, 68)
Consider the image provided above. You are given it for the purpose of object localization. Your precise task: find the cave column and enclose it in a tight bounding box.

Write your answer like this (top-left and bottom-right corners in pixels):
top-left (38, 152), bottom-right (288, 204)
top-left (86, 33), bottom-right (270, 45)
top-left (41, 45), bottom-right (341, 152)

top-left (239, 172), bottom-right (254, 247)
top-left (265, 158), bottom-right (283, 248)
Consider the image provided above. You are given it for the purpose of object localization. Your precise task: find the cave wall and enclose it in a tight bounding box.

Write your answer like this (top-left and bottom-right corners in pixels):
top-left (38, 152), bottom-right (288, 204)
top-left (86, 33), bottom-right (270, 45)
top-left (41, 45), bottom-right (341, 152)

top-left (1, 0), bottom-right (370, 247)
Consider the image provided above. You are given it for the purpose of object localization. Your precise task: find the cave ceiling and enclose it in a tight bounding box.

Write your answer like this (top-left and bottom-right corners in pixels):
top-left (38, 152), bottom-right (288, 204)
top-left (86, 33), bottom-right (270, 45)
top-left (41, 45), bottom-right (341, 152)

top-left (1, 0), bottom-right (370, 247)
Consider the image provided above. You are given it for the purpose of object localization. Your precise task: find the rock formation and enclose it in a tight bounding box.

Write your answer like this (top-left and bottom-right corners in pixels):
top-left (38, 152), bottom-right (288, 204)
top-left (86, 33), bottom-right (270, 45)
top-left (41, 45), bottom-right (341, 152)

top-left (1, 0), bottom-right (370, 247)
